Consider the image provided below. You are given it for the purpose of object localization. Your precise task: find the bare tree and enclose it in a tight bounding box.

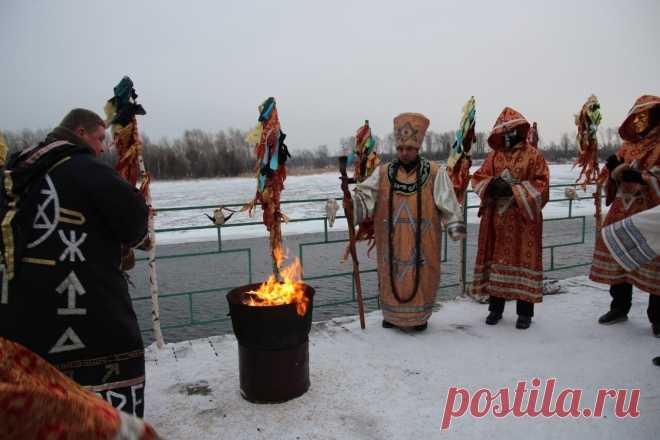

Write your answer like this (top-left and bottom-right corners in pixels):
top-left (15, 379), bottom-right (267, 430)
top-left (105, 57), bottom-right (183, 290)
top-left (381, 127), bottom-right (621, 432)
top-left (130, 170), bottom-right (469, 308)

top-left (560, 133), bottom-right (571, 156)
top-left (424, 130), bottom-right (434, 155)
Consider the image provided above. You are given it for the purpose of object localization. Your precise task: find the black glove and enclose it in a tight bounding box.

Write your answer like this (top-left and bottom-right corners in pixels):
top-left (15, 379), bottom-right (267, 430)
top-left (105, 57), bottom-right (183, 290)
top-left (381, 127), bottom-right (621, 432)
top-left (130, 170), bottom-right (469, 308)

top-left (488, 177), bottom-right (513, 197)
top-left (606, 154), bottom-right (623, 172)
top-left (621, 169), bottom-right (646, 184)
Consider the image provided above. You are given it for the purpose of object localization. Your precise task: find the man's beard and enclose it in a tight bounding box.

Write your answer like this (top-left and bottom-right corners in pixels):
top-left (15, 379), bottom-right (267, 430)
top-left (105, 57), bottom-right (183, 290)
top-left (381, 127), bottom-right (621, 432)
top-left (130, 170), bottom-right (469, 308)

top-left (400, 156), bottom-right (419, 172)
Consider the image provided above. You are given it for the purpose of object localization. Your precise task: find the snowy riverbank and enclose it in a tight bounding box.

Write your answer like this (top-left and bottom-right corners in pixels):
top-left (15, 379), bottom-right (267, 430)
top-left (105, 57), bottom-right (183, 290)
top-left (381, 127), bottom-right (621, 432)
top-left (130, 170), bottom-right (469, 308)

top-left (144, 276), bottom-right (658, 439)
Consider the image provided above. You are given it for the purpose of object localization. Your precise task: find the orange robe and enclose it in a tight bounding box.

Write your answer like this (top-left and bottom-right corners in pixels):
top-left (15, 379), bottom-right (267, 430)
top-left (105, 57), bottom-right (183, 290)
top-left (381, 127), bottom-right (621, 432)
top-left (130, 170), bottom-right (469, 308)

top-left (353, 159), bottom-right (465, 326)
top-left (589, 129), bottom-right (660, 295)
top-left (471, 144), bottom-right (550, 303)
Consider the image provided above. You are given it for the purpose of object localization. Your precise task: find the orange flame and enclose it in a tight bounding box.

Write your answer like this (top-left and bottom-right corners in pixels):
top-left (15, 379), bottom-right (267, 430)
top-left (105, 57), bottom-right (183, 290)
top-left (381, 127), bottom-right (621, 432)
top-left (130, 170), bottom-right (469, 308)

top-left (243, 253), bottom-right (308, 316)
top-left (273, 246), bottom-right (285, 268)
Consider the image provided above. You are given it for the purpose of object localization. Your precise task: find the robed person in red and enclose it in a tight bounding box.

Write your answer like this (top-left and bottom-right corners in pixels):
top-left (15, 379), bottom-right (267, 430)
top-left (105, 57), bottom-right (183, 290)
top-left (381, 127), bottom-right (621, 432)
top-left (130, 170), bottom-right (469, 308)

top-left (471, 107), bottom-right (550, 329)
top-left (590, 95), bottom-right (660, 337)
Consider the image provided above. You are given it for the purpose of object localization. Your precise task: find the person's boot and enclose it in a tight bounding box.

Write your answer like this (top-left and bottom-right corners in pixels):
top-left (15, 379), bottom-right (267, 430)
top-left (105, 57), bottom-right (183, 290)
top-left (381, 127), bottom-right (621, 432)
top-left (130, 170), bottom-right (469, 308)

top-left (598, 309), bottom-right (628, 325)
top-left (413, 322), bottom-right (428, 332)
top-left (485, 312), bottom-right (502, 325)
top-left (653, 356), bottom-right (660, 367)
top-left (516, 315), bottom-right (532, 330)
top-left (382, 319), bottom-right (396, 329)
top-left (652, 323), bottom-right (660, 338)
top-left (603, 284), bottom-right (632, 325)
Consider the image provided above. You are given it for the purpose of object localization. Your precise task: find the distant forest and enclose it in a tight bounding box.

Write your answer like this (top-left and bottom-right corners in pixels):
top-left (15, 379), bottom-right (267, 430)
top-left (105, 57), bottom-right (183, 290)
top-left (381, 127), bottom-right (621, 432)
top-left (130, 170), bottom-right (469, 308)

top-left (1, 126), bottom-right (623, 180)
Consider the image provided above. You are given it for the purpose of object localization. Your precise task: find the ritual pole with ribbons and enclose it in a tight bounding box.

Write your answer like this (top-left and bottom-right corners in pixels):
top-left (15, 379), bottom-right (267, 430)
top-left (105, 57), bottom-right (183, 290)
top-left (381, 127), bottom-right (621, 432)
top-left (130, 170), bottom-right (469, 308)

top-left (527, 121), bottom-right (539, 148)
top-left (573, 95), bottom-right (604, 230)
top-left (350, 120), bottom-right (380, 183)
top-left (341, 120), bottom-right (380, 260)
top-left (446, 97), bottom-right (476, 294)
top-left (338, 155), bottom-right (366, 329)
top-left (104, 76), bottom-right (164, 349)
top-left (243, 97), bottom-right (291, 276)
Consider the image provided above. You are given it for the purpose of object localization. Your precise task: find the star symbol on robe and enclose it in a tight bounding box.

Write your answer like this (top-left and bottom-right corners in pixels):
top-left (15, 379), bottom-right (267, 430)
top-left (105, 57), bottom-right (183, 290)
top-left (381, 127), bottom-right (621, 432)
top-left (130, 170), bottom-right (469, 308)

top-left (384, 200), bottom-right (432, 280)
top-left (395, 122), bottom-right (418, 144)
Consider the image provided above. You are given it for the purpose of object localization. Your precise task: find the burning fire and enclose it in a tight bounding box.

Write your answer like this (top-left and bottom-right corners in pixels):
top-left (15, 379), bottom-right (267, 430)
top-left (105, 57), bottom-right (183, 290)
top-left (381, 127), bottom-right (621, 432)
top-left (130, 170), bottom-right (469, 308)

top-left (243, 249), bottom-right (308, 316)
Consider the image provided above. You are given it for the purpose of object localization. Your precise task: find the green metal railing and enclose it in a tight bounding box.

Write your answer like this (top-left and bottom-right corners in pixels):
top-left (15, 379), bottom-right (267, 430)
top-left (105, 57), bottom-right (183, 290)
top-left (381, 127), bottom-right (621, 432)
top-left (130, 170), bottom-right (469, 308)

top-left (133, 182), bottom-right (598, 336)
top-left (461, 183), bottom-right (596, 283)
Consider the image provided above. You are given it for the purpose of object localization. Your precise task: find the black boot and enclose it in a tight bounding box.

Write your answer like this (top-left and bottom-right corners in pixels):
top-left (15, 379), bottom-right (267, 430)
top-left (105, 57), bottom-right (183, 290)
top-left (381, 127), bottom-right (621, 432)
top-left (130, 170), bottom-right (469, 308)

top-left (653, 357), bottom-right (660, 367)
top-left (413, 322), bottom-right (428, 332)
top-left (486, 312), bottom-right (502, 325)
top-left (598, 310), bottom-right (628, 325)
top-left (382, 319), bottom-right (396, 329)
top-left (516, 315), bottom-right (532, 330)
top-left (487, 297), bottom-right (505, 325)
top-left (648, 295), bottom-right (660, 337)
top-left (600, 283), bottom-right (632, 324)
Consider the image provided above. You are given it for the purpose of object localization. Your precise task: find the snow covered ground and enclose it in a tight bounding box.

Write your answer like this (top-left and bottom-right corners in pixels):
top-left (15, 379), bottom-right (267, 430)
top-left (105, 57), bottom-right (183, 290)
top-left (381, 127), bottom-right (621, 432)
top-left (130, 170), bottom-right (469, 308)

top-left (144, 276), bottom-right (659, 439)
top-left (151, 164), bottom-right (603, 244)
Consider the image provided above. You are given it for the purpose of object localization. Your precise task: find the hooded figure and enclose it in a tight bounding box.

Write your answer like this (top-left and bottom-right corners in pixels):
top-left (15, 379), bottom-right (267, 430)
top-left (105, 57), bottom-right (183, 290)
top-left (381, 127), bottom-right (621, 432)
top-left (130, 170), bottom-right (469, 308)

top-left (351, 113), bottom-right (465, 331)
top-left (471, 107), bottom-right (550, 329)
top-left (590, 95), bottom-right (660, 336)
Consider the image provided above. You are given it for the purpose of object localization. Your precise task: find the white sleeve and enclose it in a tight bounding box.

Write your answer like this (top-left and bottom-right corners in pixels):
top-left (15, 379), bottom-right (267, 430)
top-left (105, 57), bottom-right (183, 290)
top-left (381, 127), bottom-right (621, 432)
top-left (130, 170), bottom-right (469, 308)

top-left (433, 166), bottom-right (466, 241)
top-left (352, 166), bottom-right (381, 225)
top-left (602, 205), bottom-right (660, 271)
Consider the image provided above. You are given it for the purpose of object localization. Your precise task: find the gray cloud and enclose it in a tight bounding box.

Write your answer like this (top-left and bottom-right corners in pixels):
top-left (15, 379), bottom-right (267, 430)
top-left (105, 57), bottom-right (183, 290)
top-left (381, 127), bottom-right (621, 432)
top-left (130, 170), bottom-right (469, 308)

top-left (1, 0), bottom-right (658, 152)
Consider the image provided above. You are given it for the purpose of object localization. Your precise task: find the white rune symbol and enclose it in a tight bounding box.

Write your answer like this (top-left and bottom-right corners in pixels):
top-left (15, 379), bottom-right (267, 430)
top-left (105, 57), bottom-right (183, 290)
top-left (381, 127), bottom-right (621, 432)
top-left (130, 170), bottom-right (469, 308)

top-left (49, 327), bottom-right (85, 353)
top-left (59, 230), bottom-right (87, 262)
top-left (28, 175), bottom-right (60, 248)
top-left (56, 271), bottom-right (87, 315)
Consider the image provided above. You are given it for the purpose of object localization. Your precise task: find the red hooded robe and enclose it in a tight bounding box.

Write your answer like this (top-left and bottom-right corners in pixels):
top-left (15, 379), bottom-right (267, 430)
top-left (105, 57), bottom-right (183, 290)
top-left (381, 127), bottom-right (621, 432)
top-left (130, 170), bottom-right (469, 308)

top-left (589, 95), bottom-right (660, 295)
top-left (471, 107), bottom-right (550, 303)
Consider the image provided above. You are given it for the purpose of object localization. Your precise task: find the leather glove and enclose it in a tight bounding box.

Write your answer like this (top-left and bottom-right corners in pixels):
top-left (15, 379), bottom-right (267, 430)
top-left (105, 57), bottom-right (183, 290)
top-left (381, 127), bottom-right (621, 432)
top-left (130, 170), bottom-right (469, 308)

top-left (488, 177), bottom-right (513, 197)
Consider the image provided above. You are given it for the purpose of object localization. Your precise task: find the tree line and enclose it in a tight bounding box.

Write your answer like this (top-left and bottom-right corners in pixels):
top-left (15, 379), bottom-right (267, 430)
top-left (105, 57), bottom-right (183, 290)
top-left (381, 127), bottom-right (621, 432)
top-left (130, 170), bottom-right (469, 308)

top-left (1, 126), bottom-right (623, 180)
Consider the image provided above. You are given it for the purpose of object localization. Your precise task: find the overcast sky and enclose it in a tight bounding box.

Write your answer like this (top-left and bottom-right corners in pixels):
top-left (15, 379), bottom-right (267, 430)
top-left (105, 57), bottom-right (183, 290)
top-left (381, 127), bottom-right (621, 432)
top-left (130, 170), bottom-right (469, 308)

top-left (1, 0), bottom-right (658, 152)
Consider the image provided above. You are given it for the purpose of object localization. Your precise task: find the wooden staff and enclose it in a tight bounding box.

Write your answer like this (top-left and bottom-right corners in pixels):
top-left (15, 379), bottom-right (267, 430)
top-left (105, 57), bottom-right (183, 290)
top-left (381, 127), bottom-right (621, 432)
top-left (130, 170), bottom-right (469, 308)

top-left (339, 156), bottom-right (366, 329)
top-left (270, 209), bottom-right (283, 280)
top-left (132, 123), bottom-right (164, 349)
top-left (107, 76), bottom-right (164, 349)
top-left (594, 182), bottom-right (604, 233)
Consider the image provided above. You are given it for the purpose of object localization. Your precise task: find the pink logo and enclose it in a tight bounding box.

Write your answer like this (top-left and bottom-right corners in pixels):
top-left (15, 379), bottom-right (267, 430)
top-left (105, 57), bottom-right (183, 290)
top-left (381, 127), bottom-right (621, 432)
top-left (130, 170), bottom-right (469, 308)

top-left (441, 378), bottom-right (640, 430)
